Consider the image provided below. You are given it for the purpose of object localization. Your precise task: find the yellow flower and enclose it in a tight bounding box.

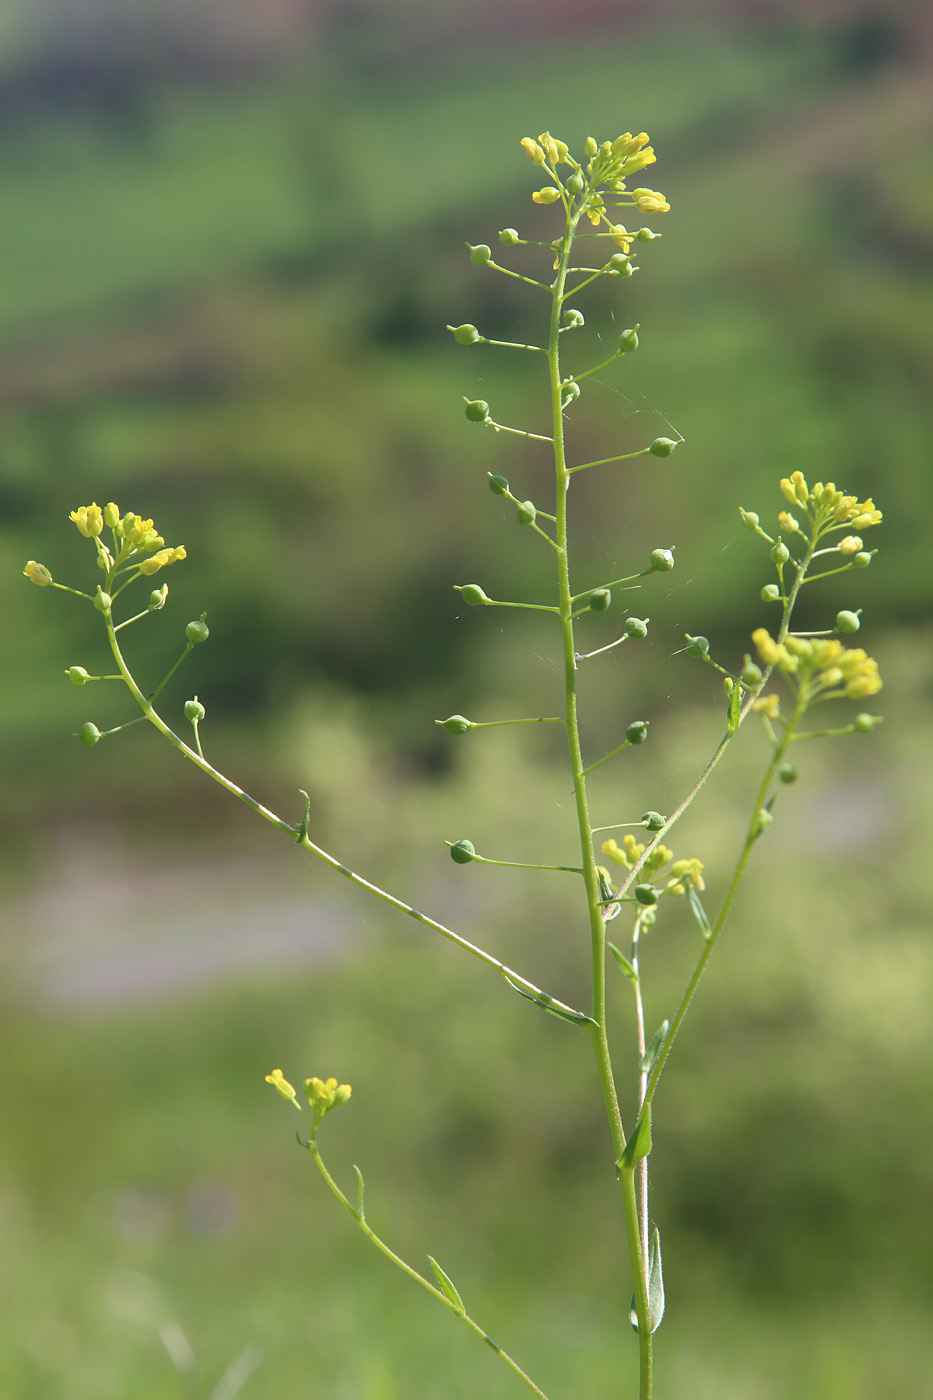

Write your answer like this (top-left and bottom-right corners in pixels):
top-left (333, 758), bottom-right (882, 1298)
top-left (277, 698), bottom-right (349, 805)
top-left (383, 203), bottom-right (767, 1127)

top-left (521, 137), bottom-right (545, 165)
top-left (632, 188), bottom-right (670, 213)
top-left (305, 1075), bottom-right (352, 1121)
top-left (537, 131), bottom-right (569, 165)
top-left (778, 511), bottom-right (801, 533)
top-left (752, 693), bottom-right (781, 720)
top-left (751, 627), bottom-right (796, 673)
top-left (666, 857), bottom-right (705, 895)
top-left (138, 546), bottom-right (186, 575)
top-left (532, 187), bottom-right (561, 204)
top-left (23, 560), bottom-right (53, 586)
top-left (839, 535), bottom-right (863, 554)
top-left (609, 224), bottom-right (634, 253)
top-left (103, 502), bottom-right (121, 529)
top-left (265, 1068), bottom-right (298, 1103)
top-left (69, 503), bottom-right (104, 538)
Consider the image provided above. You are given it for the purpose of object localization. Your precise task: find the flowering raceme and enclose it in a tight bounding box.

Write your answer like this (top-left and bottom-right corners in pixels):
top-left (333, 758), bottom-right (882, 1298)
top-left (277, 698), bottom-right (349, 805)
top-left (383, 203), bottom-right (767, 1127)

top-left (751, 628), bottom-right (882, 700)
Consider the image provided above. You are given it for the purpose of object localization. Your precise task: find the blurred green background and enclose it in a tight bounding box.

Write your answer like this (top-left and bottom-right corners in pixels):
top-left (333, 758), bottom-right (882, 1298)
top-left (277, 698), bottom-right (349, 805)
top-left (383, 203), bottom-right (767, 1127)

top-left (2, 0), bottom-right (932, 1396)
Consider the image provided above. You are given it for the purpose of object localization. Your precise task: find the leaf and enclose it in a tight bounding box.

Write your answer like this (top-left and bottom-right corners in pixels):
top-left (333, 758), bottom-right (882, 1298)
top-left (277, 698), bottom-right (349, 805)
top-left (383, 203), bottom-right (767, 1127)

top-left (502, 974), bottom-right (596, 1027)
top-left (628, 1227), bottom-right (665, 1335)
top-left (686, 883), bottom-right (712, 940)
top-left (353, 1165), bottom-right (366, 1222)
top-left (598, 868), bottom-right (621, 923)
top-left (608, 942), bottom-right (639, 989)
top-left (727, 681), bottom-right (742, 734)
top-left (428, 1256), bottom-right (465, 1312)
top-left (639, 1020), bottom-right (669, 1077)
top-left (617, 1104), bottom-right (651, 1173)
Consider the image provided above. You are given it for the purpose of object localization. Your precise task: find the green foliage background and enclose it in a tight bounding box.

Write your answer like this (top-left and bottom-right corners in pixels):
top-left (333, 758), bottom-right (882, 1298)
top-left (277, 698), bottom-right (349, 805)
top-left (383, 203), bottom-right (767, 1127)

top-left (1, 4), bottom-right (931, 1396)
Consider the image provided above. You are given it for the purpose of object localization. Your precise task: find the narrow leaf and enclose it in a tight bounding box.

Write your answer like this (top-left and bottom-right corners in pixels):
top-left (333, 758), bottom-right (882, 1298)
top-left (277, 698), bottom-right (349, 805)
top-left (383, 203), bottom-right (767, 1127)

top-left (639, 1020), bottom-right (669, 1077)
top-left (727, 682), bottom-right (742, 734)
top-left (628, 1228), bottom-right (665, 1334)
top-left (502, 974), bottom-right (596, 1027)
top-left (686, 883), bottom-right (712, 940)
top-left (353, 1165), bottom-right (366, 1221)
top-left (608, 942), bottom-right (639, 989)
top-left (598, 869), bottom-right (621, 923)
top-left (617, 1104), bottom-right (651, 1173)
top-left (428, 1256), bottom-right (465, 1312)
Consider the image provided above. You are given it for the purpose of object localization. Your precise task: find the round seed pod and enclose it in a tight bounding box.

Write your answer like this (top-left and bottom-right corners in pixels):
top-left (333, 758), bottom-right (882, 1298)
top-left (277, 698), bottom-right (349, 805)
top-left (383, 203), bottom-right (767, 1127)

top-left (626, 721), bottom-right (648, 744)
top-left (607, 253), bottom-right (632, 274)
top-left (186, 619), bottom-right (210, 644)
top-left (853, 552), bottom-right (872, 568)
top-left (465, 400), bottom-right (490, 423)
top-left (499, 228), bottom-right (520, 245)
top-left (563, 308), bottom-right (585, 328)
top-left (642, 811), bottom-right (666, 831)
top-left (185, 698), bottom-right (206, 722)
top-left (449, 839), bottom-right (476, 865)
top-left (770, 541), bottom-right (790, 565)
top-left (488, 475), bottom-right (509, 495)
top-left (836, 610), bottom-right (861, 633)
top-left (619, 327), bottom-right (639, 353)
top-left (450, 323), bottom-right (481, 345)
top-left (634, 884), bottom-right (658, 906)
top-left (440, 715), bottom-right (473, 735)
top-left (148, 585), bottom-right (168, 611)
top-left (567, 172), bottom-right (584, 195)
top-left (66, 666), bottom-right (90, 686)
top-left (649, 437), bottom-right (677, 457)
top-left (741, 656), bottom-right (762, 686)
top-left (778, 764), bottom-right (799, 784)
top-left (761, 583), bottom-right (781, 602)
top-left (636, 228), bottom-right (658, 241)
top-left (468, 244), bottom-right (492, 265)
top-left (93, 591), bottom-right (112, 614)
top-left (739, 509), bottom-right (760, 530)
top-left (625, 617), bottom-right (648, 638)
top-left (685, 635), bottom-right (709, 657)
top-left (458, 584), bottom-right (488, 606)
top-left (516, 501), bottom-right (536, 526)
top-left (77, 722), bottom-right (101, 747)
top-left (854, 713), bottom-right (881, 732)
top-left (649, 548), bottom-right (674, 571)
top-left (588, 588), bottom-right (611, 612)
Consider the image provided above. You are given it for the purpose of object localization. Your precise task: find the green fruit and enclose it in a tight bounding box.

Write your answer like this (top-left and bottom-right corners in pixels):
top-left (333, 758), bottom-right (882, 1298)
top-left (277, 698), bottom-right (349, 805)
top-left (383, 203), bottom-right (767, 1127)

top-left (619, 327), bottom-right (639, 353)
top-left (778, 764), bottom-right (799, 784)
top-left (516, 501), bottom-right (536, 526)
top-left (185, 698), bottom-right (206, 722)
top-left (66, 666), bottom-right (90, 686)
top-left (588, 589), bottom-right (611, 612)
top-left (634, 884), bottom-right (658, 906)
top-left (488, 475), bottom-right (509, 495)
top-left (440, 715), bottom-right (472, 735)
top-left (626, 721), bottom-right (648, 745)
top-left (642, 811), bottom-right (666, 831)
top-left (498, 228), bottom-right (520, 246)
top-left (649, 548), bottom-right (674, 572)
top-left (450, 323), bottom-right (481, 345)
top-left (836, 610), bottom-right (861, 633)
top-left (93, 590), bottom-right (112, 614)
top-left (761, 583), bottom-right (781, 602)
top-left (76, 722), bottom-right (101, 747)
top-left (770, 541), bottom-right (790, 565)
top-left (468, 244), bottom-right (492, 265)
top-left (625, 617), bottom-right (648, 638)
top-left (464, 400), bottom-right (489, 423)
top-left (458, 584), bottom-right (488, 606)
top-left (449, 839), bottom-right (476, 865)
top-left (186, 619), bottom-right (210, 644)
top-left (649, 437), bottom-right (677, 457)
top-left (685, 635), bottom-right (709, 657)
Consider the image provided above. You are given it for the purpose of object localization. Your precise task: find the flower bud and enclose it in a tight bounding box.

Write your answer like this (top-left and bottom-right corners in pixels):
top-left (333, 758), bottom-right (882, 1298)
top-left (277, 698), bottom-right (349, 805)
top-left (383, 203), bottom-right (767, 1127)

top-left (457, 584), bottom-right (488, 606)
top-left (103, 502), bottom-right (121, 529)
top-left (488, 474), bottom-right (509, 495)
top-left (521, 137), bottom-right (546, 165)
top-left (626, 721), bottom-right (648, 745)
top-left (563, 307), bottom-right (585, 328)
top-left (449, 839), bottom-right (476, 865)
top-left (516, 500), bottom-right (536, 526)
top-left (778, 763), bottom-right (799, 784)
top-left (185, 698), bottom-right (205, 722)
top-left (76, 722), bottom-right (101, 747)
top-left (642, 811), bottom-right (666, 831)
top-left (588, 588), bottom-right (611, 612)
top-left (93, 590), bottom-right (112, 614)
top-left (449, 323), bottom-right (481, 345)
top-left (854, 713), bottom-right (882, 733)
top-left (186, 618), bottom-right (210, 644)
top-left (532, 187), bottom-right (561, 204)
top-left (853, 552), bottom-right (872, 568)
top-left (618, 327), bottom-right (639, 353)
top-left (835, 610), bottom-right (861, 633)
top-left (439, 715), bottom-right (473, 735)
top-left (685, 634), bottom-right (709, 657)
top-left (634, 884), bottom-right (658, 906)
top-left (468, 243), bottom-right (492, 265)
top-left (649, 548), bottom-right (674, 572)
top-left (624, 616), bottom-right (648, 639)
top-left (649, 437), bottom-right (677, 457)
top-left (265, 1068), bottom-right (297, 1103)
top-left (148, 585), bottom-right (168, 611)
top-left (839, 535), bottom-right (862, 555)
top-left (499, 227), bottom-right (520, 245)
top-left (66, 666), bottom-right (90, 686)
top-left (585, 136), bottom-right (598, 156)
top-left (464, 399), bottom-right (489, 423)
top-left (567, 172), bottom-right (584, 195)
top-left (23, 560), bottom-right (53, 586)
top-left (761, 583), bottom-right (781, 602)
top-left (723, 676), bottom-right (734, 696)
top-left (770, 541), bottom-right (790, 565)
top-left (741, 655), bottom-right (762, 686)
top-left (738, 508), bottom-right (759, 530)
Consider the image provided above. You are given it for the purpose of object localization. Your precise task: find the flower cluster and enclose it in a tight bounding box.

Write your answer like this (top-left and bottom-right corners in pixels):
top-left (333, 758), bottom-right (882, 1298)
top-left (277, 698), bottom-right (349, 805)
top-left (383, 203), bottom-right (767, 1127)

top-left (519, 130), bottom-right (670, 229)
top-left (751, 628), bottom-right (882, 702)
top-left (74, 502), bottom-right (186, 578)
top-left (601, 832), bottom-right (705, 897)
top-left (264, 1070), bottom-right (352, 1126)
top-left (778, 472), bottom-right (882, 534)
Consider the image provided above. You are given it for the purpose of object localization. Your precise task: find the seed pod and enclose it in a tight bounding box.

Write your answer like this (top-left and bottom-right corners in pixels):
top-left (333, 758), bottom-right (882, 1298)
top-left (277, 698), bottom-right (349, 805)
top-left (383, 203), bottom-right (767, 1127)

top-left (561, 381), bottom-right (581, 405)
top-left (516, 500), bottom-right (536, 526)
top-left (649, 548), bottom-right (674, 572)
top-left (458, 584), bottom-right (488, 606)
top-left (741, 655), bottom-right (762, 686)
top-left (488, 475), bottom-right (509, 495)
top-left (739, 509), bottom-right (760, 530)
top-left (836, 610), bottom-right (861, 633)
top-left (186, 618), bottom-right (210, 644)
top-left (588, 588), bottom-right (611, 612)
top-left (449, 839), bottom-right (476, 865)
top-left (440, 715), bottom-right (473, 735)
top-left (635, 884), bottom-right (658, 906)
top-left (649, 437), bottom-right (677, 457)
top-left (468, 243), bottom-right (492, 265)
top-left (619, 327), bottom-right (639, 353)
top-left (685, 634), bottom-right (709, 657)
top-left (778, 764), bottom-right (799, 784)
top-left (853, 552), bottom-right (872, 568)
top-left (185, 698), bottom-right (206, 722)
top-left (66, 666), bottom-right (90, 686)
top-left (854, 713), bottom-right (881, 732)
top-left (567, 172), bottom-right (584, 195)
top-left (625, 617), bottom-right (648, 638)
top-left (148, 585), bottom-right (168, 611)
top-left (449, 323), bottom-right (481, 345)
top-left (93, 590), bottom-right (112, 614)
top-left (770, 541), bottom-right (790, 565)
top-left (76, 722), bottom-right (101, 747)
top-left (464, 400), bottom-right (489, 423)
top-left (642, 811), bottom-right (666, 831)
top-left (636, 228), bottom-right (658, 241)
top-left (626, 721), bottom-right (648, 744)
top-left (607, 253), bottom-right (632, 273)
top-left (499, 228), bottom-right (520, 245)
top-left (563, 308), bottom-right (585, 328)
top-left (761, 583), bottom-right (781, 602)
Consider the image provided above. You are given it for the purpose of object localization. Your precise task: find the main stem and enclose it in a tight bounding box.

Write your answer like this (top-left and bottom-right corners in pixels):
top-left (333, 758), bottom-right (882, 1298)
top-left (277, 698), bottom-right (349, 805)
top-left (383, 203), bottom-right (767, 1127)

top-left (548, 206), bottom-right (653, 1397)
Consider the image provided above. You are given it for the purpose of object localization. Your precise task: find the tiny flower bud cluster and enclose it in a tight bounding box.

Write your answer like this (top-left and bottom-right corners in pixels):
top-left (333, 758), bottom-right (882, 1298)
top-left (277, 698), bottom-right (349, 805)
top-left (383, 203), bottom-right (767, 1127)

top-left (751, 628), bottom-right (882, 700)
top-left (601, 831), bottom-right (705, 904)
top-left (778, 472), bottom-right (882, 532)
